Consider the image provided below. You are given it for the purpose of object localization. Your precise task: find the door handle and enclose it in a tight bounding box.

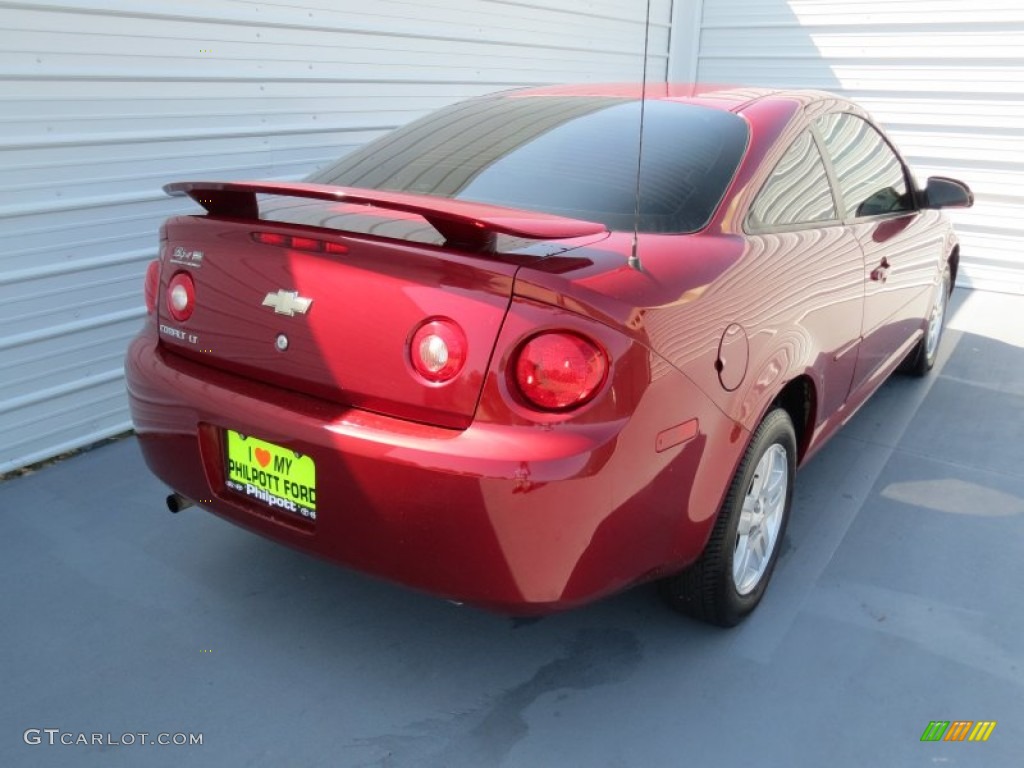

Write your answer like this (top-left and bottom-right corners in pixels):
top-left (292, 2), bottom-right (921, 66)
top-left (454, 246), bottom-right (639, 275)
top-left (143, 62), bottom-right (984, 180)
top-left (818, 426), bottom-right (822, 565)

top-left (870, 258), bottom-right (891, 283)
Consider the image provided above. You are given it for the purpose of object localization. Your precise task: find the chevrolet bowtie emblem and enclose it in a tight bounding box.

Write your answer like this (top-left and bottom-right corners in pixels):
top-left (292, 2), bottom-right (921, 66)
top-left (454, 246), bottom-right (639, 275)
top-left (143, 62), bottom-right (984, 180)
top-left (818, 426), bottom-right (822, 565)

top-left (262, 290), bottom-right (312, 316)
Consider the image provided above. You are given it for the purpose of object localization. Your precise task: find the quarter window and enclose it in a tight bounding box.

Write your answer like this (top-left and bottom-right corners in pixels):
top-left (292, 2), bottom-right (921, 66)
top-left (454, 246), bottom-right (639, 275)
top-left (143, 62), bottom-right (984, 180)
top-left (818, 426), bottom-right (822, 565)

top-left (747, 130), bottom-right (837, 230)
top-left (815, 113), bottom-right (914, 219)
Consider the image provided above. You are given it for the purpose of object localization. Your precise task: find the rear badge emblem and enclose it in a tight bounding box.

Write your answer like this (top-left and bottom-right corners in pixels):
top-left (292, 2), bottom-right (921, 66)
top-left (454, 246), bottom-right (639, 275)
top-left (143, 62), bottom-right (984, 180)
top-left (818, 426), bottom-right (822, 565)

top-left (275, 334), bottom-right (289, 352)
top-left (262, 290), bottom-right (312, 316)
top-left (170, 247), bottom-right (204, 268)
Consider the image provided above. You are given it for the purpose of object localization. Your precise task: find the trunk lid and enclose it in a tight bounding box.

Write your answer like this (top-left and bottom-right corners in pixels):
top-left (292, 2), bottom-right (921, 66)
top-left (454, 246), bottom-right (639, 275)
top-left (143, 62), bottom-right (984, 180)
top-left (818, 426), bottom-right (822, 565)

top-left (156, 181), bottom-right (607, 428)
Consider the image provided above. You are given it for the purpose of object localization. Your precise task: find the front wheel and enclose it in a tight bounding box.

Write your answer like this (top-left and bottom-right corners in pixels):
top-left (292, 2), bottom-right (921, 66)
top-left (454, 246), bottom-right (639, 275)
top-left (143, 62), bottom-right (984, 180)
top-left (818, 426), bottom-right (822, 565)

top-left (660, 408), bottom-right (796, 627)
top-left (903, 265), bottom-right (951, 377)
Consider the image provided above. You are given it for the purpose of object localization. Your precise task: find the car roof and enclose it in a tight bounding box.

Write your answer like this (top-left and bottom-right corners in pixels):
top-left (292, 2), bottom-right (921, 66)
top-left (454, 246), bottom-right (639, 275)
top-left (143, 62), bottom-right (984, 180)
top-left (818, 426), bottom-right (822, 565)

top-left (502, 83), bottom-right (841, 114)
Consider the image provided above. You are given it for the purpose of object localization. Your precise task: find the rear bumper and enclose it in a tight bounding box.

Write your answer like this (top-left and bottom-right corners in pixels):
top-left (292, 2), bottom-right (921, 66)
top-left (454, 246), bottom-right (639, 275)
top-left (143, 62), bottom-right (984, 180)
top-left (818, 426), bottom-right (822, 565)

top-left (125, 329), bottom-right (738, 613)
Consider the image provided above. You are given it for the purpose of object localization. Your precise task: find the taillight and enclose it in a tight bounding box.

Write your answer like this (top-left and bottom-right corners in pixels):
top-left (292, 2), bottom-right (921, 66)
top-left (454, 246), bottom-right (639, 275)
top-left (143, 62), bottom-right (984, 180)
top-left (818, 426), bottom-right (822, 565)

top-left (166, 272), bottom-right (196, 322)
top-left (512, 332), bottom-right (607, 411)
top-left (143, 260), bottom-right (160, 314)
top-left (252, 231), bottom-right (348, 255)
top-left (409, 318), bottom-right (467, 383)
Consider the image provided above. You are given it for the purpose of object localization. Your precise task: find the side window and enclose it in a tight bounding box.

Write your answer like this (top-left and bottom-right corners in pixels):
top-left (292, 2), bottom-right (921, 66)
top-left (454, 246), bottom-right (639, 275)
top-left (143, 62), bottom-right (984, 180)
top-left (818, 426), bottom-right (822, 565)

top-left (815, 113), bottom-right (914, 219)
top-left (747, 130), bottom-right (837, 230)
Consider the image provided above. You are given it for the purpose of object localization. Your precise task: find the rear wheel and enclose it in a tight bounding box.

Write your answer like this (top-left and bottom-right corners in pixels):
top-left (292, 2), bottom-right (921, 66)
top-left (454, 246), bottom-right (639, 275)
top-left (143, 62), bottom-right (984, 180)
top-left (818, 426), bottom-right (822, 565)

top-left (903, 265), bottom-right (951, 377)
top-left (660, 408), bottom-right (796, 627)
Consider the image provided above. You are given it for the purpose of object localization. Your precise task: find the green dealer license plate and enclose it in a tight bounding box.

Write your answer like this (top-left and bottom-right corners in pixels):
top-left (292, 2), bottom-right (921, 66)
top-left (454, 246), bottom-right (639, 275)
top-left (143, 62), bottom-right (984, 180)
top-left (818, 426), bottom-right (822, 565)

top-left (225, 430), bottom-right (317, 521)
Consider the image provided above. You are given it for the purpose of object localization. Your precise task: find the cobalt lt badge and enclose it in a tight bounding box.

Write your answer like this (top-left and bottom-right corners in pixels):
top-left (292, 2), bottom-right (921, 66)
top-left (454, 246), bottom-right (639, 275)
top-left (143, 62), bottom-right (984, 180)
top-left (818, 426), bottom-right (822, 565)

top-left (262, 290), bottom-right (312, 317)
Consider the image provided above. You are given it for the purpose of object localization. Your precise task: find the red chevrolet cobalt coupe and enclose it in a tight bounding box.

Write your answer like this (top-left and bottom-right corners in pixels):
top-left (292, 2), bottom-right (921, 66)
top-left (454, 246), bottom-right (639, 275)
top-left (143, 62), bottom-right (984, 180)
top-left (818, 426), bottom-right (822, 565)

top-left (125, 84), bottom-right (972, 625)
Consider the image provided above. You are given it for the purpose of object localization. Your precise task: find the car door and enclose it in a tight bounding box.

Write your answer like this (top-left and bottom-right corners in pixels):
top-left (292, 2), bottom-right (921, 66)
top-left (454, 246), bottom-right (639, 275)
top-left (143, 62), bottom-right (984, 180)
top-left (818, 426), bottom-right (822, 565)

top-left (813, 112), bottom-right (946, 393)
top-left (745, 128), bottom-right (864, 420)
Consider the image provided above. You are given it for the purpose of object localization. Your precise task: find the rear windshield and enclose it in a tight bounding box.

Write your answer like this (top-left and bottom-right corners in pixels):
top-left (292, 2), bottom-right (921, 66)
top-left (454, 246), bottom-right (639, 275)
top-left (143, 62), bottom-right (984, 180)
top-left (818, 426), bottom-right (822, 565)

top-left (307, 94), bottom-right (749, 234)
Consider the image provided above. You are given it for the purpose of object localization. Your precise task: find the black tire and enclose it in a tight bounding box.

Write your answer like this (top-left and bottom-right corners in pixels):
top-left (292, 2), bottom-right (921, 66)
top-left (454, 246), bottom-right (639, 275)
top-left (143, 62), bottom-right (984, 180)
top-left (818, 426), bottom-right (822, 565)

top-left (660, 408), bottom-right (796, 627)
top-left (902, 265), bottom-right (951, 377)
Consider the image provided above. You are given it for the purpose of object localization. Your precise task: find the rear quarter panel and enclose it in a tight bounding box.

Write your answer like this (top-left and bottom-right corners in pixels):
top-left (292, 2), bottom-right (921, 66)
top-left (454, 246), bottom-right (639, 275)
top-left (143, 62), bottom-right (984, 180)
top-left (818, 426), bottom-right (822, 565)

top-left (515, 96), bottom-right (860, 456)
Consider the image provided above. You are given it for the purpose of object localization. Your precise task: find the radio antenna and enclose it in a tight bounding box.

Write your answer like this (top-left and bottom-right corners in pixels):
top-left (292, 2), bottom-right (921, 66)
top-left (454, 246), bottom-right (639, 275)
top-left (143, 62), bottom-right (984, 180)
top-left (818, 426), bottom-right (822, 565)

top-left (628, 0), bottom-right (653, 272)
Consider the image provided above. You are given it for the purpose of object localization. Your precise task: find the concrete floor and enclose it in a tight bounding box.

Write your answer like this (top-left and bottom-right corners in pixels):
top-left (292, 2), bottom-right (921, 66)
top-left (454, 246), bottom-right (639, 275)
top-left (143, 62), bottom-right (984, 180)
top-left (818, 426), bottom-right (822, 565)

top-left (2, 288), bottom-right (1022, 767)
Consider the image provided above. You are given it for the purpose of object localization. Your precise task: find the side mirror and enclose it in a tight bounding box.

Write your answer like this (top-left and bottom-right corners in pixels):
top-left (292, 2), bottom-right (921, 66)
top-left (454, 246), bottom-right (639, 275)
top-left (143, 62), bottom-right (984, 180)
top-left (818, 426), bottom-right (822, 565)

top-left (924, 177), bottom-right (974, 209)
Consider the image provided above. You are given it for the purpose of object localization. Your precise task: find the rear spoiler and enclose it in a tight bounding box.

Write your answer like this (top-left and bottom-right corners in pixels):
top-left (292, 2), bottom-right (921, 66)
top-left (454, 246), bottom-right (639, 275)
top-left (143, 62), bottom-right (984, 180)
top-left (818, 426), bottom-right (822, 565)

top-left (164, 181), bottom-right (607, 251)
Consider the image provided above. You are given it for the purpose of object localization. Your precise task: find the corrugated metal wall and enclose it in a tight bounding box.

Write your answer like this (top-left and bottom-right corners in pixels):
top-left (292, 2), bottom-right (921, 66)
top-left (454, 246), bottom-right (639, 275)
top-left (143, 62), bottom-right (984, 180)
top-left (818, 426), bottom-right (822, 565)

top-left (0, 0), bottom-right (672, 473)
top-left (674, 0), bottom-right (1024, 294)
